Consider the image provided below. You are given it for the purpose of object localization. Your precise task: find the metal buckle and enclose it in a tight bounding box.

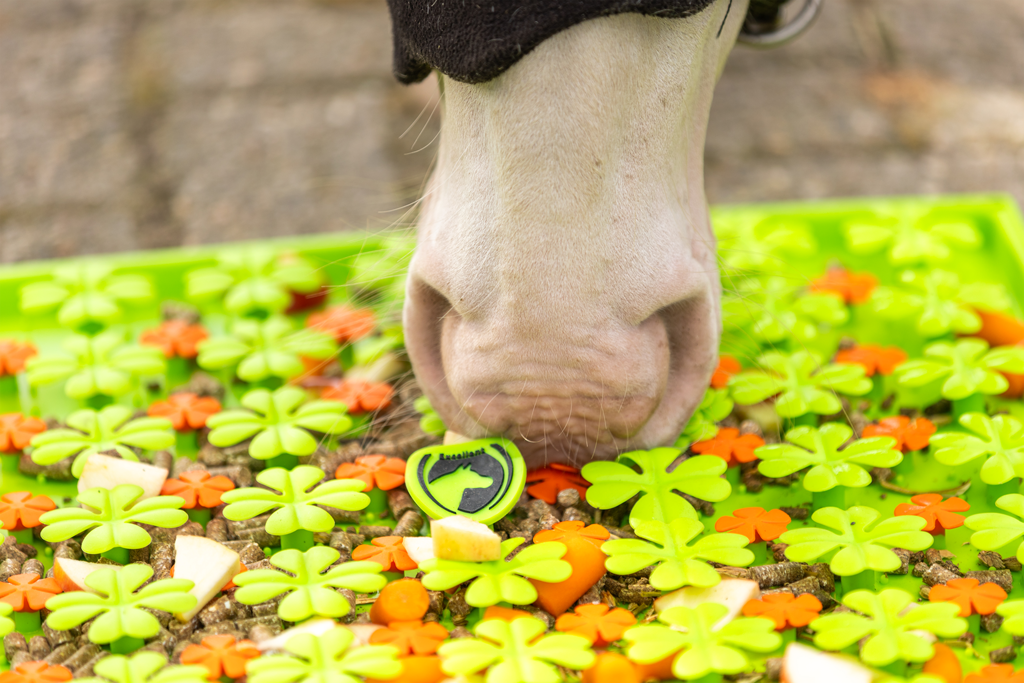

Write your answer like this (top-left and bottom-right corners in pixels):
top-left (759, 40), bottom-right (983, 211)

top-left (738, 0), bottom-right (824, 48)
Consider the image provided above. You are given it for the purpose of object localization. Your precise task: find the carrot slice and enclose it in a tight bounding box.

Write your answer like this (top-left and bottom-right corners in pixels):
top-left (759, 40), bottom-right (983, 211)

top-left (922, 643), bottom-right (962, 683)
top-left (582, 653), bottom-right (641, 683)
top-left (369, 578), bottom-right (430, 625)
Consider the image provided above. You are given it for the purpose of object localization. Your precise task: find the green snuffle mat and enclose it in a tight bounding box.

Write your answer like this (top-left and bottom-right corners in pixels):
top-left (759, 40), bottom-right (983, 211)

top-left (0, 194), bottom-right (1020, 683)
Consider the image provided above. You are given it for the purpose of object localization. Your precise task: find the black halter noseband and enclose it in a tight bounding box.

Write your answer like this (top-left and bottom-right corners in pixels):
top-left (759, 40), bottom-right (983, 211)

top-left (384, 0), bottom-right (809, 85)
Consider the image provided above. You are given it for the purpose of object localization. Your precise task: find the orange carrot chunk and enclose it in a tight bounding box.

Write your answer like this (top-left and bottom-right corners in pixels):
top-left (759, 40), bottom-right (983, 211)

top-left (369, 578), bottom-right (430, 625)
top-left (582, 653), bottom-right (641, 683)
top-left (922, 643), bottom-right (962, 683)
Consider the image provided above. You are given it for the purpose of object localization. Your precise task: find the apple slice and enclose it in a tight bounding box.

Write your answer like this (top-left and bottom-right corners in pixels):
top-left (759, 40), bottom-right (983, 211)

top-left (443, 431), bottom-right (473, 446)
top-left (258, 619), bottom-right (340, 652)
top-left (403, 536), bottom-right (436, 565)
top-left (432, 515), bottom-right (501, 563)
top-left (781, 643), bottom-right (872, 683)
top-left (53, 557), bottom-right (122, 593)
top-left (173, 535), bottom-right (241, 622)
top-left (78, 454), bottom-right (169, 500)
top-left (653, 579), bottom-right (761, 630)
top-left (346, 623), bottom-right (384, 647)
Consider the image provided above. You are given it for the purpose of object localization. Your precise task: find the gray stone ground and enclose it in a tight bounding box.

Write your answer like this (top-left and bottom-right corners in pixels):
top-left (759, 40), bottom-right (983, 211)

top-left (0, 0), bottom-right (1021, 262)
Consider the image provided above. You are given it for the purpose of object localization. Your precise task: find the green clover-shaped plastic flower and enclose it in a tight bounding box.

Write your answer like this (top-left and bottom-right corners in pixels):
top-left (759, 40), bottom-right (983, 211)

top-left (712, 211), bottom-right (817, 273)
top-left (623, 602), bottom-right (781, 680)
top-left (78, 651), bottom-right (209, 683)
top-left (233, 546), bottom-right (385, 622)
top-left (871, 269), bottom-right (1007, 338)
top-left (45, 564), bottom-right (196, 643)
top-left (248, 626), bottom-right (401, 683)
top-left (0, 602), bottom-right (14, 638)
top-left (811, 588), bottom-right (966, 666)
top-left (221, 466), bottom-right (369, 536)
top-left (438, 616), bottom-right (595, 683)
top-left (779, 506), bottom-right (932, 576)
top-left (756, 422), bottom-right (901, 492)
top-left (965, 494), bottom-right (1024, 564)
top-left (30, 405), bottom-right (175, 478)
top-left (413, 395), bottom-right (445, 437)
top-left (581, 449), bottom-right (730, 525)
top-left (843, 209), bottom-right (980, 265)
top-left (996, 599), bottom-right (1024, 636)
top-left (677, 388), bottom-right (733, 445)
top-left (602, 518), bottom-right (752, 592)
top-left (894, 338), bottom-right (1024, 401)
top-left (196, 316), bottom-right (336, 383)
top-left (26, 330), bottom-right (166, 400)
top-left (207, 387), bottom-right (352, 460)
top-left (722, 276), bottom-right (848, 346)
top-left (345, 234), bottom-right (415, 296)
top-left (931, 413), bottom-right (1024, 485)
top-left (20, 262), bottom-right (154, 329)
top-left (39, 484), bottom-right (187, 554)
top-left (729, 350), bottom-right (872, 418)
top-left (420, 538), bottom-right (571, 608)
top-left (186, 248), bottom-right (322, 316)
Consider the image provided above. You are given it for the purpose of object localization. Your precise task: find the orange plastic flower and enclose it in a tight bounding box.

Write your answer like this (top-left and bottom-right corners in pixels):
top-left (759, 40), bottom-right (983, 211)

top-left (482, 606), bottom-right (533, 622)
top-left (322, 379), bottom-right (394, 415)
top-left (139, 320), bottom-right (208, 359)
top-left (894, 493), bottom-right (969, 534)
top-left (966, 665), bottom-right (1024, 683)
top-left (352, 536), bottom-right (418, 572)
top-left (0, 341), bottom-right (37, 376)
top-left (181, 634), bottom-right (260, 680)
top-left (741, 593), bottom-right (822, 631)
top-left (0, 492), bottom-right (56, 531)
top-left (335, 454), bottom-right (406, 492)
top-left (0, 662), bottom-right (72, 683)
top-left (834, 344), bottom-right (907, 377)
top-left (810, 268), bottom-right (878, 304)
top-left (534, 520), bottom-right (610, 549)
top-left (715, 507), bottom-right (791, 543)
top-left (0, 574), bottom-right (62, 612)
top-left (525, 464), bottom-right (589, 504)
top-left (862, 415), bottom-right (936, 452)
top-left (691, 428), bottom-right (764, 467)
top-left (711, 355), bottom-right (742, 389)
top-left (369, 620), bottom-right (450, 656)
top-left (307, 306), bottom-right (376, 344)
top-left (161, 471), bottom-right (235, 509)
top-left (148, 393), bottom-right (222, 432)
top-left (929, 578), bottom-right (1007, 617)
top-left (554, 603), bottom-right (637, 647)
top-left (0, 414), bottom-right (47, 454)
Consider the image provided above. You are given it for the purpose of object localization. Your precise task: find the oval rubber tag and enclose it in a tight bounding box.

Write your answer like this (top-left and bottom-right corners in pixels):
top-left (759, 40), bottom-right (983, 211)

top-left (405, 438), bottom-right (526, 525)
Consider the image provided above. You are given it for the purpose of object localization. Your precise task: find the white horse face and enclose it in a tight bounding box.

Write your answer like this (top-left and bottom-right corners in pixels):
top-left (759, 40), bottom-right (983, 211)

top-left (404, 1), bottom-right (750, 469)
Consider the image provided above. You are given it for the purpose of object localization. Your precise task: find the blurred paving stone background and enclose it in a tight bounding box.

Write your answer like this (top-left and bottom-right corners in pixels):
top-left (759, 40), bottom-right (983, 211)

top-left (0, 0), bottom-right (1021, 262)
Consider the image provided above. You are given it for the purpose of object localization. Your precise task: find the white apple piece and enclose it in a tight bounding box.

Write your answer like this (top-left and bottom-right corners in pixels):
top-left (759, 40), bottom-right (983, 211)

top-left (53, 557), bottom-right (122, 593)
top-left (78, 454), bottom-right (169, 500)
top-left (173, 535), bottom-right (241, 622)
top-left (346, 353), bottom-right (404, 383)
top-left (781, 643), bottom-right (873, 683)
top-left (443, 431), bottom-right (473, 446)
top-left (346, 623), bottom-right (384, 647)
top-left (403, 536), bottom-right (436, 565)
top-left (258, 619), bottom-right (340, 652)
top-left (653, 579), bottom-right (761, 630)
top-left (432, 515), bottom-right (502, 562)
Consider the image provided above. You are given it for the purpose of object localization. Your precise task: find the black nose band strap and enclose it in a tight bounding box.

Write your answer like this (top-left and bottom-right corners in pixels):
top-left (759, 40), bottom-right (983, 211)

top-left (385, 0), bottom-right (720, 85)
